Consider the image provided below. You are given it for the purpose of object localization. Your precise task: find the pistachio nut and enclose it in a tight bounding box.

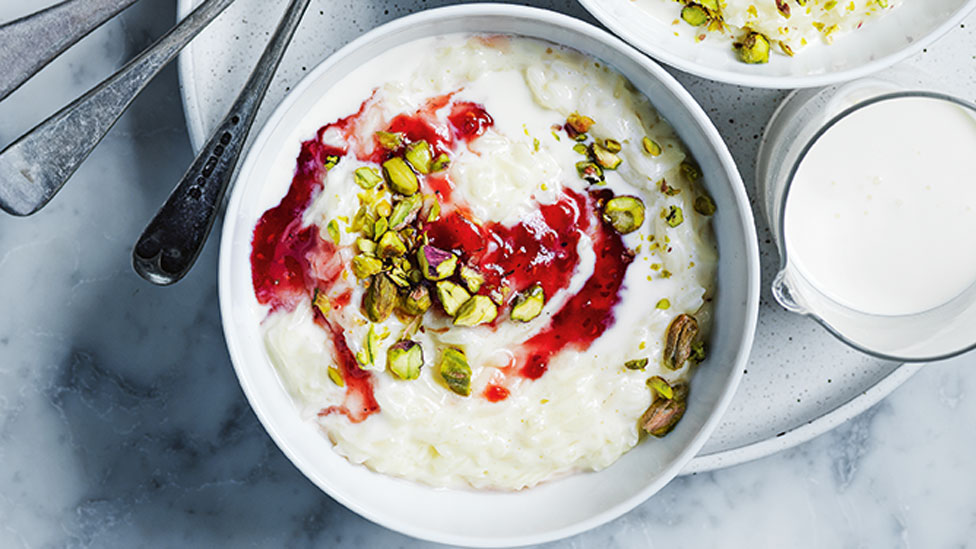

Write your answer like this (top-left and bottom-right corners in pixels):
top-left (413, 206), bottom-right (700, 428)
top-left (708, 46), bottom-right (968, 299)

top-left (663, 205), bottom-right (684, 228)
top-left (436, 280), bottom-right (471, 317)
top-left (734, 31), bottom-right (771, 64)
top-left (405, 140), bottom-right (433, 174)
top-left (459, 265), bottom-right (485, 293)
top-left (681, 4), bottom-right (710, 26)
top-left (646, 376), bottom-right (674, 400)
top-left (439, 347), bottom-right (472, 396)
top-left (355, 324), bottom-right (382, 369)
top-left (387, 340), bottom-right (423, 380)
top-left (388, 193), bottom-right (423, 230)
top-left (576, 161), bottom-right (604, 185)
top-left (454, 295), bottom-right (498, 327)
top-left (694, 194), bottom-right (717, 216)
top-left (663, 314), bottom-right (699, 370)
top-left (327, 365), bottom-right (345, 387)
top-left (354, 166), bottom-right (383, 190)
top-left (382, 157), bottom-right (419, 196)
top-left (417, 245), bottom-right (458, 281)
top-left (640, 383), bottom-right (688, 437)
top-left (603, 195), bottom-right (646, 234)
top-left (399, 285), bottom-right (432, 316)
top-left (642, 136), bottom-right (662, 157)
top-left (351, 255), bottom-right (384, 279)
top-left (591, 142), bottom-right (623, 170)
top-left (377, 230), bottom-right (407, 259)
top-left (431, 153), bottom-right (450, 172)
top-left (510, 283), bottom-right (545, 322)
top-left (375, 131), bottom-right (403, 150)
top-left (363, 273), bottom-right (397, 322)
top-left (625, 358), bottom-right (648, 371)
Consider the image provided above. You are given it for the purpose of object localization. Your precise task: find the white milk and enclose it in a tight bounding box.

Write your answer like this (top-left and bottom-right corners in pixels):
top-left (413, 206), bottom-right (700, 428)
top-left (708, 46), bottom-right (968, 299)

top-left (785, 96), bottom-right (976, 316)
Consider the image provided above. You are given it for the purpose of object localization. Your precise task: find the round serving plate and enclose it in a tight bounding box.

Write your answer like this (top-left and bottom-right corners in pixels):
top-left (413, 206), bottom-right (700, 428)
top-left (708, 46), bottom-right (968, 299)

top-left (176, 0), bottom-right (976, 474)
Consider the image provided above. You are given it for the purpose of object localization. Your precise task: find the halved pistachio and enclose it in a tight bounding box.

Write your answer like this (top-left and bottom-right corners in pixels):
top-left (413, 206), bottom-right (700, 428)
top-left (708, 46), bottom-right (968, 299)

top-left (355, 324), bottom-right (382, 369)
top-left (373, 217), bottom-right (388, 239)
top-left (625, 358), bottom-right (648, 370)
top-left (663, 205), bottom-right (684, 228)
top-left (454, 295), bottom-right (498, 327)
top-left (363, 273), bottom-right (397, 322)
top-left (591, 142), bottom-right (623, 170)
top-left (439, 347), bottom-right (472, 396)
top-left (436, 280), bottom-right (471, 317)
top-left (312, 289), bottom-right (331, 316)
top-left (389, 194), bottom-right (423, 230)
top-left (681, 4), bottom-right (710, 26)
top-left (572, 143), bottom-right (589, 155)
top-left (510, 283), bottom-right (545, 322)
top-left (431, 153), bottom-right (450, 172)
top-left (460, 265), bottom-right (485, 293)
top-left (417, 245), bottom-right (458, 281)
top-left (603, 196), bottom-right (646, 234)
top-left (351, 255), bottom-right (384, 279)
top-left (421, 194), bottom-right (441, 223)
top-left (734, 31), bottom-right (771, 64)
top-left (604, 139), bottom-right (622, 153)
top-left (382, 157), bottom-right (419, 195)
top-left (377, 230), bottom-right (407, 259)
top-left (354, 166), bottom-right (383, 189)
top-left (405, 140), bottom-right (433, 174)
top-left (400, 285), bottom-right (432, 316)
top-left (694, 194), bottom-right (717, 216)
top-left (375, 131), bottom-right (403, 150)
top-left (640, 383), bottom-right (688, 437)
top-left (356, 237), bottom-right (377, 256)
top-left (387, 340), bottom-right (423, 380)
top-left (642, 136), bottom-right (662, 157)
top-left (664, 314), bottom-right (699, 370)
top-left (646, 376), bottom-right (674, 400)
top-left (576, 161), bottom-right (604, 185)
top-left (327, 365), bottom-right (345, 387)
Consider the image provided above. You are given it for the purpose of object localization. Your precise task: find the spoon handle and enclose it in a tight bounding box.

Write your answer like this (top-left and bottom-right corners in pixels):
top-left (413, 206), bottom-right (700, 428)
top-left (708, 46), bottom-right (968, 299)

top-left (0, 0), bottom-right (141, 103)
top-left (133, 0), bottom-right (311, 285)
top-left (0, 0), bottom-right (236, 217)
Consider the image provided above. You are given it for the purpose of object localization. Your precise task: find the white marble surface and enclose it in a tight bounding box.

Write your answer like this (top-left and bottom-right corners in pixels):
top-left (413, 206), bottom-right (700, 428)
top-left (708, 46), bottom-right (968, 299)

top-left (1, 1), bottom-right (975, 548)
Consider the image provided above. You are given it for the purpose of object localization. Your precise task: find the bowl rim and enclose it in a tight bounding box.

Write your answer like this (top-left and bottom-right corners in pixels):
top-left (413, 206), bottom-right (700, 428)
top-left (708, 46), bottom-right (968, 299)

top-left (217, 4), bottom-right (760, 546)
top-left (577, 0), bottom-right (976, 89)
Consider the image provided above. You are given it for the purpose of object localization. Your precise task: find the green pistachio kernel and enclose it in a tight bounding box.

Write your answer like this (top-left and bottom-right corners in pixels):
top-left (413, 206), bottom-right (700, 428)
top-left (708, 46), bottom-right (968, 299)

top-left (373, 217), bottom-right (388, 240)
top-left (459, 265), bottom-right (485, 293)
top-left (680, 161), bottom-right (701, 181)
top-left (603, 195), bottom-right (646, 234)
top-left (327, 365), bottom-right (345, 387)
top-left (363, 274), bottom-right (397, 322)
top-left (694, 194), bottom-right (717, 216)
top-left (351, 255), bottom-right (384, 279)
top-left (591, 142), bottom-right (623, 170)
top-left (387, 340), bottom-right (424, 380)
top-left (454, 295), bottom-right (498, 327)
top-left (355, 324), bottom-right (382, 369)
top-left (431, 153), bottom-right (450, 172)
top-left (647, 376), bottom-right (674, 400)
top-left (326, 220), bottom-right (341, 244)
top-left (734, 31), bottom-right (771, 64)
top-left (642, 136), bottom-right (662, 157)
top-left (510, 283), bottom-right (545, 322)
top-left (681, 4), bottom-right (710, 26)
top-left (572, 143), bottom-right (589, 155)
top-left (375, 131), bottom-right (403, 150)
top-left (422, 194), bottom-right (441, 222)
top-left (382, 157), bottom-right (419, 196)
top-left (375, 201), bottom-right (392, 218)
top-left (388, 193), bottom-right (423, 230)
top-left (663, 205), bottom-right (684, 228)
top-left (435, 280), bottom-right (471, 317)
top-left (576, 161), bottom-right (604, 184)
top-left (691, 341), bottom-right (706, 363)
top-left (699, 0), bottom-right (719, 10)
top-left (324, 155), bottom-right (340, 170)
top-left (656, 298), bottom-right (671, 310)
top-left (439, 347), bottom-right (472, 396)
top-left (625, 358), bottom-right (649, 370)
top-left (604, 138), bottom-right (622, 153)
top-left (400, 285), bottom-right (432, 316)
top-left (405, 140), bottom-right (433, 174)
top-left (354, 166), bottom-right (383, 189)
top-left (640, 383), bottom-right (688, 437)
top-left (417, 245), bottom-right (458, 281)
top-left (312, 289), bottom-right (331, 316)
top-left (377, 230), bottom-right (407, 259)
top-left (356, 238), bottom-right (377, 256)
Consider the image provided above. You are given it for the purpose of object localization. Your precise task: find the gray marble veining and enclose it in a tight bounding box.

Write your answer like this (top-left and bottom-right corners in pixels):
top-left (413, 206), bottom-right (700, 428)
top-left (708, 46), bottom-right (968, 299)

top-left (1, 1), bottom-right (974, 548)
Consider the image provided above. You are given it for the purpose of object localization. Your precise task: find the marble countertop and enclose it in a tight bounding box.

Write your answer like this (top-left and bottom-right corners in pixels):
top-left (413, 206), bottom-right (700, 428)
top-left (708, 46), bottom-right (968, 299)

top-left (1, 1), bottom-right (974, 547)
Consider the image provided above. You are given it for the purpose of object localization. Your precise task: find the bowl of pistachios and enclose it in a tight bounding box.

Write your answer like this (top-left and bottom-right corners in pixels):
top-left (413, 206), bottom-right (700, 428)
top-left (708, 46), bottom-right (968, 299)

top-left (218, 4), bottom-right (759, 546)
top-left (578, 0), bottom-right (976, 88)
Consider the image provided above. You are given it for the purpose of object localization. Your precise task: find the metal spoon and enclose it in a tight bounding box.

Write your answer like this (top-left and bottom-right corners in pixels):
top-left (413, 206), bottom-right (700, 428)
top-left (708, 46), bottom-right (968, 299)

top-left (0, 0), bottom-right (236, 217)
top-left (133, 0), bottom-right (311, 285)
top-left (0, 0), bottom-right (142, 103)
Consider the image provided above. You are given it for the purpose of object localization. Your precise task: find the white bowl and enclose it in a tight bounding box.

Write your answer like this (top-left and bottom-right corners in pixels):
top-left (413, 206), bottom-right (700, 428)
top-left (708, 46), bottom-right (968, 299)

top-left (218, 4), bottom-right (760, 546)
top-left (578, 0), bottom-right (976, 89)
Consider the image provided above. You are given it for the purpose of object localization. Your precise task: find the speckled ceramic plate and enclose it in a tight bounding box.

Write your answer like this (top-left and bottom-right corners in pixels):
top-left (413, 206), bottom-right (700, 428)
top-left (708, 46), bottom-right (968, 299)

top-left (176, 0), bottom-right (923, 474)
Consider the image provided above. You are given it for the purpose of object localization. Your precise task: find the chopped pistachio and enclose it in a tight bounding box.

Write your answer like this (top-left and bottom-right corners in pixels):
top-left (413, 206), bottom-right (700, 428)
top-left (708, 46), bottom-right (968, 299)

top-left (876, 0), bottom-right (888, 6)
top-left (604, 138), bottom-right (622, 153)
top-left (421, 194), bottom-right (441, 222)
top-left (691, 341), bottom-right (706, 363)
top-left (363, 273), bottom-right (397, 322)
top-left (375, 201), bottom-right (392, 219)
top-left (572, 143), bottom-right (589, 155)
top-left (591, 142), bottom-right (623, 170)
top-left (400, 285), bottom-right (432, 316)
top-left (354, 166), bottom-right (383, 189)
top-left (351, 255), bottom-right (384, 279)
top-left (350, 206), bottom-right (373, 236)
top-left (775, 0), bottom-right (791, 18)
top-left (664, 314), bottom-right (699, 370)
top-left (399, 227), bottom-right (418, 251)
top-left (454, 295), bottom-right (498, 326)
top-left (647, 376), bottom-right (674, 400)
top-left (387, 340), bottom-right (423, 380)
top-left (387, 269), bottom-right (410, 288)
top-left (625, 358), bottom-right (648, 370)
top-left (439, 347), bottom-right (472, 396)
top-left (436, 280), bottom-right (471, 317)
top-left (326, 220), bottom-right (341, 244)
top-left (324, 155), bottom-right (340, 170)
top-left (459, 265), bottom-right (485, 293)
top-left (312, 289), bottom-right (331, 316)
top-left (327, 365), bottom-right (345, 387)
top-left (734, 31), bottom-right (771, 64)
top-left (510, 283), bottom-right (545, 322)
top-left (382, 157), bottom-right (419, 196)
top-left (642, 136), bottom-right (662, 157)
top-left (656, 298), bottom-right (671, 310)
top-left (566, 112), bottom-right (595, 135)
top-left (603, 195), bottom-right (646, 234)
top-left (375, 131), bottom-right (403, 150)
top-left (377, 231), bottom-right (407, 259)
top-left (356, 238), bottom-right (377, 256)
top-left (417, 245), bottom-right (458, 281)
top-left (431, 153), bottom-right (450, 172)
top-left (699, 0), bottom-right (719, 10)
top-left (576, 161), bottom-right (604, 184)
top-left (389, 194), bottom-right (423, 230)
top-left (373, 217), bottom-right (388, 239)
top-left (663, 205), bottom-right (684, 228)
top-left (694, 194), bottom-right (717, 216)
top-left (640, 383), bottom-right (688, 437)
top-left (681, 4), bottom-right (710, 26)
top-left (680, 161), bottom-right (701, 181)
top-left (355, 324), bottom-right (382, 369)
top-left (405, 140), bottom-right (433, 174)
top-left (489, 285), bottom-right (511, 307)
